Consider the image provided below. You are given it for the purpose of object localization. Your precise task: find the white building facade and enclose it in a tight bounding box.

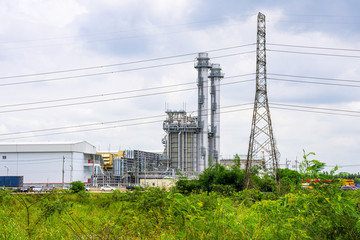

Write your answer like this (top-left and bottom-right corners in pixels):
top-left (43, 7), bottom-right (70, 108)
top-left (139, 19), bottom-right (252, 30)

top-left (0, 141), bottom-right (103, 185)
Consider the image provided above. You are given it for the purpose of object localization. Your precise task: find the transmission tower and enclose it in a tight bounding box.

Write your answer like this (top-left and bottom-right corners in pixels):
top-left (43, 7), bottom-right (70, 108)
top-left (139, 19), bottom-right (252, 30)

top-left (244, 12), bottom-right (280, 188)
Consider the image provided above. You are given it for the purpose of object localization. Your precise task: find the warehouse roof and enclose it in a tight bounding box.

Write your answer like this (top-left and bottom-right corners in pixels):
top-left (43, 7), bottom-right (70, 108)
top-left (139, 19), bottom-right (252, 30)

top-left (0, 141), bottom-right (97, 154)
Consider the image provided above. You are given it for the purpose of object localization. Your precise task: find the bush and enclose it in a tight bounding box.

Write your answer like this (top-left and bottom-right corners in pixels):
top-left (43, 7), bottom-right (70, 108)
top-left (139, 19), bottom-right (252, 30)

top-left (175, 178), bottom-right (200, 194)
top-left (70, 181), bottom-right (85, 193)
top-left (198, 164), bottom-right (245, 192)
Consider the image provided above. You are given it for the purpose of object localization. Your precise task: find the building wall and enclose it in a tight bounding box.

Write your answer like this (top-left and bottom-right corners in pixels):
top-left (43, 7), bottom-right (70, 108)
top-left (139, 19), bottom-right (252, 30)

top-left (0, 151), bottom-right (99, 185)
top-left (140, 178), bottom-right (175, 188)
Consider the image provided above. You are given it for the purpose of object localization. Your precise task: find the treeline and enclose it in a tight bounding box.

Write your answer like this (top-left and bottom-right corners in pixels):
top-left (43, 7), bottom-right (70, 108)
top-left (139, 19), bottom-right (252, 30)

top-left (175, 164), bottom-right (301, 196)
top-left (176, 151), bottom-right (356, 196)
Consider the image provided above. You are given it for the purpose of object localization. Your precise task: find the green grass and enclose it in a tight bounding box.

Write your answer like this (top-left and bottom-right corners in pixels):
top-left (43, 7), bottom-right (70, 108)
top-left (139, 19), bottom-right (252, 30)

top-left (0, 186), bottom-right (360, 239)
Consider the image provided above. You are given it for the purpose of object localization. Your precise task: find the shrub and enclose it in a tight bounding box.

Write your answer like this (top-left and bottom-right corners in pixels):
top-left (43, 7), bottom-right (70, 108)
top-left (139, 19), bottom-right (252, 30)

top-left (70, 181), bottom-right (85, 193)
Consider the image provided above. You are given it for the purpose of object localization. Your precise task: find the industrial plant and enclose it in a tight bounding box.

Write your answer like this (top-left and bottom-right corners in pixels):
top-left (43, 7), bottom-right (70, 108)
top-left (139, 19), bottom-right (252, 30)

top-left (0, 52), bottom-right (230, 188)
top-left (0, 13), bottom-right (280, 189)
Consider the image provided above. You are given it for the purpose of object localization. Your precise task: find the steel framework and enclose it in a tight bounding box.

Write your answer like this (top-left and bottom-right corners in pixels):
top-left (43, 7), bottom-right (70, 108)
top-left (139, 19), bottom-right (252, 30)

top-left (244, 12), bottom-right (279, 188)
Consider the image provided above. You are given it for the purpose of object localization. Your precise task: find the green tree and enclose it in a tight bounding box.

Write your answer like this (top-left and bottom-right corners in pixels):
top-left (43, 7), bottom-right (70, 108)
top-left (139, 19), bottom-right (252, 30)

top-left (233, 154), bottom-right (241, 168)
top-left (70, 181), bottom-right (85, 193)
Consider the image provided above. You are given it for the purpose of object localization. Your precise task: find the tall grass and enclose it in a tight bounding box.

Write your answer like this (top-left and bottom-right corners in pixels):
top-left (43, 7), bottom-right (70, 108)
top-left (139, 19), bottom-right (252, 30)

top-left (0, 186), bottom-right (359, 239)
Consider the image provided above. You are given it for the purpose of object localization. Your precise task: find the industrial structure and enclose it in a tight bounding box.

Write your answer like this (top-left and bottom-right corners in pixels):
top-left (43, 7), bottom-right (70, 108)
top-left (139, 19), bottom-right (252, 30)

top-left (93, 149), bottom-right (167, 186)
top-left (162, 53), bottom-right (224, 174)
top-left (0, 141), bottom-right (103, 186)
top-left (0, 14), bottom-right (282, 188)
top-left (208, 63), bottom-right (224, 164)
top-left (96, 150), bottom-right (125, 171)
top-left (244, 12), bottom-right (280, 188)
top-left (163, 110), bottom-right (199, 172)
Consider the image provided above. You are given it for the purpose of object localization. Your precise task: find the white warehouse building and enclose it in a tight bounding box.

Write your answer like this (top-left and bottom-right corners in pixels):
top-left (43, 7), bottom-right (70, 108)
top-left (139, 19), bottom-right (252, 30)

top-left (0, 141), bottom-right (103, 186)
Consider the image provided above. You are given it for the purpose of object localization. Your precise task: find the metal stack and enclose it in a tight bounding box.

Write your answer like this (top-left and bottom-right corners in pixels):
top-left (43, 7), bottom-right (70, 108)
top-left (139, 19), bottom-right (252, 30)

top-left (162, 53), bottom-right (224, 174)
top-left (208, 63), bottom-right (224, 164)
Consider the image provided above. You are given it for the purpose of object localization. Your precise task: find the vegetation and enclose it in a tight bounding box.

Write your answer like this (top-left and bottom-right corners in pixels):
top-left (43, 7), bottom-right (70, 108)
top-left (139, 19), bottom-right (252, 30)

top-left (70, 181), bottom-right (86, 193)
top-left (0, 151), bottom-right (359, 239)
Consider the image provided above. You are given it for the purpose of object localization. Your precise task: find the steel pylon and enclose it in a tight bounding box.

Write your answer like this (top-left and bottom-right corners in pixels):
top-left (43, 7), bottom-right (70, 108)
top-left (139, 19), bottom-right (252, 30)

top-left (244, 12), bottom-right (280, 188)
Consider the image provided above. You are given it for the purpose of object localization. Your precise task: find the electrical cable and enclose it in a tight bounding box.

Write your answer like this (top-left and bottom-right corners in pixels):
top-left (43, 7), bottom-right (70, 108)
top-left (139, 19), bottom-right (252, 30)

top-left (268, 43), bottom-right (360, 52)
top-left (268, 49), bottom-right (360, 58)
top-left (268, 73), bottom-right (360, 83)
top-left (0, 51), bottom-right (255, 87)
top-left (268, 77), bottom-right (360, 88)
top-left (0, 44), bottom-right (255, 80)
top-left (1, 101), bottom-right (360, 141)
top-left (2, 42), bottom-right (358, 82)
top-left (0, 78), bottom-right (256, 114)
top-left (0, 73), bottom-right (255, 109)
top-left (270, 106), bottom-right (360, 117)
top-left (271, 103), bottom-right (360, 114)
top-left (0, 104), bottom-right (254, 140)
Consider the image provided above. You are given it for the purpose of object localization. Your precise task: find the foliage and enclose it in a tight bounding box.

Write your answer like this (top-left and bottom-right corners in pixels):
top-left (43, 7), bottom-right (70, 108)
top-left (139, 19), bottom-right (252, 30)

top-left (233, 154), bottom-right (241, 168)
top-left (175, 177), bottom-right (201, 194)
top-left (299, 150), bottom-right (326, 179)
top-left (278, 168), bottom-right (302, 185)
top-left (198, 163), bottom-right (246, 192)
top-left (1, 187), bottom-right (360, 239)
top-left (70, 181), bottom-right (85, 193)
top-left (3, 151), bottom-right (359, 238)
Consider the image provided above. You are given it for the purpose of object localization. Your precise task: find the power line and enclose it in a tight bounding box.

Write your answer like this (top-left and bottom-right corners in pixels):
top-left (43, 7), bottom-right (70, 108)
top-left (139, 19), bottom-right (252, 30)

top-left (1, 42), bottom-right (357, 82)
top-left (271, 103), bottom-right (360, 114)
top-left (271, 106), bottom-right (360, 117)
top-left (268, 49), bottom-right (360, 58)
top-left (0, 73), bottom-right (255, 109)
top-left (0, 114), bottom-right (165, 136)
top-left (1, 16), bottom-right (257, 51)
top-left (0, 103), bottom-right (252, 137)
top-left (0, 105), bottom-right (254, 141)
top-left (269, 77), bottom-right (360, 88)
top-left (0, 51), bottom-right (255, 87)
top-left (268, 43), bottom-right (360, 52)
top-left (0, 78), bottom-right (255, 114)
top-left (2, 101), bottom-right (360, 140)
top-left (0, 44), bottom-right (255, 80)
top-left (0, 82), bottom-right (196, 108)
top-left (268, 73), bottom-right (360, 84)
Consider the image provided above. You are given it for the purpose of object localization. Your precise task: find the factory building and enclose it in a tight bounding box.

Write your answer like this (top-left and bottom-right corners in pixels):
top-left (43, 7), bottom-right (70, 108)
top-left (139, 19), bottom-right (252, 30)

top-left (163, 53), bottom-right (224, 174)
top-left (0, 141), bottom-right (103, 186)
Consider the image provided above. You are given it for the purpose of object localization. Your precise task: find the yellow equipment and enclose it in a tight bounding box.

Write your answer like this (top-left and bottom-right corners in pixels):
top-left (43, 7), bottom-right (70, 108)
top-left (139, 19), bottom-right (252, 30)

top-left (97, 151), bottom-right (125, 170)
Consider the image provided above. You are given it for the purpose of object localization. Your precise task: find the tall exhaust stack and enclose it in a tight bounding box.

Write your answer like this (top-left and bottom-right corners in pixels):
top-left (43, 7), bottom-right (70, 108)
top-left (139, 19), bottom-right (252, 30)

top-left (209, 63), bottom-right (224, 164)
top-left (195, 53), bottom-right (211, 172)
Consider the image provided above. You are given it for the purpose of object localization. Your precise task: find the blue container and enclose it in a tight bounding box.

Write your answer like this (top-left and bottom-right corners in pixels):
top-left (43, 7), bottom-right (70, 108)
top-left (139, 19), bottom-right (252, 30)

top-left (0, 176), bottom-right (24, 187)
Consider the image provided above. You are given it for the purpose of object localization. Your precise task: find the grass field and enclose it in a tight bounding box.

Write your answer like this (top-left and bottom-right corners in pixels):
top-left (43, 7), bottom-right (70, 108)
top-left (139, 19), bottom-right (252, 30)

top-left (1, 184), bottom-right (360, 239)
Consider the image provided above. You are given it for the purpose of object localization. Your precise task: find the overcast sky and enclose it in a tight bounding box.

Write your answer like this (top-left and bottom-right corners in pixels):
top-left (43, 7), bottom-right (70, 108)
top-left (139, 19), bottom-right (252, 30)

top-left (0, 0), bottom-right (360, 173)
